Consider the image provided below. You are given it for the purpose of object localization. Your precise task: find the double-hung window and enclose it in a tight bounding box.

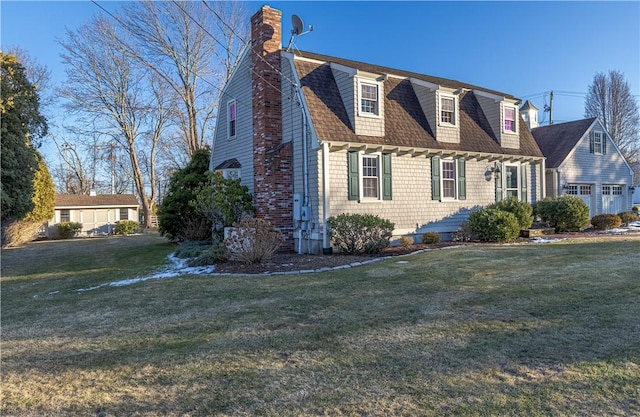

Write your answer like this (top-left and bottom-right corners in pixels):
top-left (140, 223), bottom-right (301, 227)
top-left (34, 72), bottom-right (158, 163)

top-left (227, 100), bottom-right (237, 138)
top-left (590, 131), bottom-right (606, 154)
top-left (359, 82), bottom-right (379, 116)
top-left (503, 106), bottom-right (517, 133)
top-left (440, 96), bottom-right (456, 125)
top-left (361, 155), bottom-right (379, 199)
top-left (119, 208), bottom-right (128, 220)
top-left (60, 209), bottom-right (70, 222)
top-left (441, 160), bottom-right (457, 198)
top-left (431, 157), bottom-right (466, 201)
top-left (348, 151), bottom-right (392, 201)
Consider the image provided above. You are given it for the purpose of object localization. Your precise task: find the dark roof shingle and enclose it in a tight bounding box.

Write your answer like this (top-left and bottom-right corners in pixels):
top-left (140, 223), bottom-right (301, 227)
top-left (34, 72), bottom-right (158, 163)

top-left (294, 53), bottom-right (543, 158)
top-left (55, 194), bottom-right (139, 208)
top-left (531, 118), bottom-right (596, 168)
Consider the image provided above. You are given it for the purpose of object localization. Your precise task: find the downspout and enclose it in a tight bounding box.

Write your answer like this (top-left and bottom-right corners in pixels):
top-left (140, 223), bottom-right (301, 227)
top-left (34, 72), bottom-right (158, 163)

top-left (322, 142), bottom-right (330, 253)
top-left (295, 87), bottom-right (310, 254)
top-left (540, 158), bottom-right (546, 200)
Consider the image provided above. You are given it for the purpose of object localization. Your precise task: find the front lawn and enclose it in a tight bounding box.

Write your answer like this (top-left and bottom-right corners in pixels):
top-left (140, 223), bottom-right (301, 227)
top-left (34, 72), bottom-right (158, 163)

top-left (1, 236), bottom-right (639, 416)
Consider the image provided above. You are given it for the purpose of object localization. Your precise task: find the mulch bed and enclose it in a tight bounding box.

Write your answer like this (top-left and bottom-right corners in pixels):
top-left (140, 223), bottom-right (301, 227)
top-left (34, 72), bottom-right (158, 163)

top-left (212, 229), bottom-right (640, 275)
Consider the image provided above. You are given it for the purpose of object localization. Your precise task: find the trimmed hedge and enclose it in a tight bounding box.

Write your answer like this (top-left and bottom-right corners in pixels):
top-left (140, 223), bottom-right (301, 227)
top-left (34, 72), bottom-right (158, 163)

top-left (57, 222), bottom-right (82, 239)
top-left (114, 220), bottom-right (140, 235)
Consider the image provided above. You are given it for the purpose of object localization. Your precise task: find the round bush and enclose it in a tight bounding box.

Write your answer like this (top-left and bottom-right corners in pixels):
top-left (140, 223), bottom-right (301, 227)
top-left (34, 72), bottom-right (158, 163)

top-left (537, 196), bottom-right (590, 232)
top-left (591, 214), bottom-right (622, 230)
top-left (487, 197), bottom-right (533, 229)
top-left (468, 208), bottom-right (520, 242)
top-left (617, 211), bottom-right (638, 226)
top-left (421, 232), bottom-right (440, 244)
top-left (327, 213), bottom-right (394, 254)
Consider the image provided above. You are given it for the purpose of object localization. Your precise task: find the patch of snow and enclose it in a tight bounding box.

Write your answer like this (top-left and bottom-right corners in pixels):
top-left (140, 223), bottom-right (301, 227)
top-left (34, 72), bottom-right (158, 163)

top-left (531, 237), bottom-right (564, 243)
top-left (74, 253), bottom-right (215, 292)
top-left (396, 261), bottom-right (409, 264)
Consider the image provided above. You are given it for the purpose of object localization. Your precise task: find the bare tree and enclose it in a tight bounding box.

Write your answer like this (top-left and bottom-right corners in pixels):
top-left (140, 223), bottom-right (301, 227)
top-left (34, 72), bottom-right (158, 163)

top-left (585, 70), bottom-right (640, 174)
top-left (58, 16), bottom-right (168, 228)
top-left (117, 0), bottom-right (247, 156)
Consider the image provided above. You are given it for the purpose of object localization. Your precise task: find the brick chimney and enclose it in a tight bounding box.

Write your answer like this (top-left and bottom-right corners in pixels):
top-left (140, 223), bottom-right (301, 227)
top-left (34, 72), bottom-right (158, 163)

top-left (251, 5), bottom-right (293, 249)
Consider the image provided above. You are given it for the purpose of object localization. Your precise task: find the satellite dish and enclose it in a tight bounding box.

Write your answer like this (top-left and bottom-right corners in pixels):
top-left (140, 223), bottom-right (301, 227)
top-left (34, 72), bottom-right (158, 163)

top-left (291, 15), bottom-right (304, 36)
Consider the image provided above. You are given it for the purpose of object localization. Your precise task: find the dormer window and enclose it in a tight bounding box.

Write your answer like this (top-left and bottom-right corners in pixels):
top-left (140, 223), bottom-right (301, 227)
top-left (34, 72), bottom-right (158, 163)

top-left (227, 100), bottom-right (237, 138)
top-left (503, 106), bottom-right (517, 133)
top-left (358, 81), bottom-right (380, 116)
top-left (440, 95), bottom-right (456, 125)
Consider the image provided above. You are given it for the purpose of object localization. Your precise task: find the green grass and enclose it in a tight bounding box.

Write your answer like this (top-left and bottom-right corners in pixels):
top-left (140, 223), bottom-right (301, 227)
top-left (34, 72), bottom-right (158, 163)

top-left (2, 236), bottom-right (639, 416)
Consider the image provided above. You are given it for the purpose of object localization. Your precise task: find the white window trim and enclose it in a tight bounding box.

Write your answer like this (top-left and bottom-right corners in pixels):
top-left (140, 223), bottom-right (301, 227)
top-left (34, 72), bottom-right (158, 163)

top-left (440, 158), bottom-right (458, 200)
top-left (359, 152), bottom-right (382, 201)
top-left (227, 99), bottom-right (237, 139)
top-left (357, 79), bottom-right (382, 118)
top-left (439, 93), bottom-right (457, 127)
top-left (220, 168), bottom-right (241, 180)
top-left (503, 162), bottom-right (520, 199)
top-left (593, 131), bottom-right (604, 154)
top-left (502, 104), bottom-right (518, 134)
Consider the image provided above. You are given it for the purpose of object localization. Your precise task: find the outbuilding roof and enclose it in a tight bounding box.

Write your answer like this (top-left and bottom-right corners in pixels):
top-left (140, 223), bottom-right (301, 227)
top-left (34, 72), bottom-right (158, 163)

top-left (55, 194), bottom-right (139, 208)
top-left (531, 118), bottom-right (597, 168)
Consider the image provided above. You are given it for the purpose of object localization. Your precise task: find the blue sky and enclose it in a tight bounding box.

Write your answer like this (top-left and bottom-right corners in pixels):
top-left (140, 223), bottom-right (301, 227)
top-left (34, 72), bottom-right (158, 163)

top-left (2, 1), bottom-right (639, 134)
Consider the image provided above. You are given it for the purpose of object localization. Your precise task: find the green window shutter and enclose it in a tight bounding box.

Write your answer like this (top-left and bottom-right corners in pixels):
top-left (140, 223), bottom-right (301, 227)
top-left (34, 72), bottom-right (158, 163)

top-left (382, 153), bottom-right (392, 200)
top-left (431, 156), bottom-right (441, 201)
top-left (520, 164), bottom-right (528, 202)
top-left (589, 131), bottom-right (594, 153)
top-left (457, 158), bottom-right (466, 200)
top-left (348, 151), bottom-right (359, 201)
top-left (495, 162), bottom-right (503, 202)
top-left (603, 135), bottom-right (607, 154)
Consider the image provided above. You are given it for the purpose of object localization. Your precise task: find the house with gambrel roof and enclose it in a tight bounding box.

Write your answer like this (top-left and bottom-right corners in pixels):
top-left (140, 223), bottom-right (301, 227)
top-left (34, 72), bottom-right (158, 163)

top-left (528, 116), bottom-right (634, 217)
top-left (210, 5), bottom-right (546, 254)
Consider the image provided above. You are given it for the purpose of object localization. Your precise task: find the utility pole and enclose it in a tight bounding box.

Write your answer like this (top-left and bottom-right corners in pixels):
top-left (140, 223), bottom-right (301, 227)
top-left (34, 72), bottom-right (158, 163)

top-left (543, 90), bottom-right (554, 125)
top-left (549, 90), bottom-right (554, 125)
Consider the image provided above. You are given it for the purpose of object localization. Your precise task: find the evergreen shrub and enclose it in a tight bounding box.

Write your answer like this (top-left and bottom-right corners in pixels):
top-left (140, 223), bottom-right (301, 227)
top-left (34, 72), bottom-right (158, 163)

top-left (536, 196), bottom-right (590, 232)
top-left (487, 197), bottom-right (533, 229)
top-left (591, 214), bottom-right (622, 230)
top-left (421, 232), bottom-right (441, 244)
top-left (468, 208), bottom-right (520, 242)
top-left (327, 213), bottom-right (394, 254)
top-left (617, 211), bottom-right (638, 226)
top-left (57, 222), bottom-right (82, 239)
top-left (114, 220), bottom-right (140, 235)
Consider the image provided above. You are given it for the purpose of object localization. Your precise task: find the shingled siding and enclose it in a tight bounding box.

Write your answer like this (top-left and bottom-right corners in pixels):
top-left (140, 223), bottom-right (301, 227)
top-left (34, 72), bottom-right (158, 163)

top-left (559, 130), bottom-right (633, 214)
top-left (210, 50), bottom-right (254, 194)
top-left (324, 150), bottom-right (508, 239)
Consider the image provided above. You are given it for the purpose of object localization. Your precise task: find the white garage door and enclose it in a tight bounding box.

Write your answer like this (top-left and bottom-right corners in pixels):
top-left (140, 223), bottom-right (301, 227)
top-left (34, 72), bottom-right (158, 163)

top-left (566, 184), bottom-right (594, 217)
top-left (602, 185), bottom-right (624, 214)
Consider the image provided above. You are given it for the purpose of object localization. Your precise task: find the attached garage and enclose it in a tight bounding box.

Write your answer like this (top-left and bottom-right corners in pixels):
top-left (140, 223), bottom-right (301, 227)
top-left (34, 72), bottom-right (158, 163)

top-left (565, 184), bottom-right (594, 217)
top-left (602, 185), bottom-right (625, 214)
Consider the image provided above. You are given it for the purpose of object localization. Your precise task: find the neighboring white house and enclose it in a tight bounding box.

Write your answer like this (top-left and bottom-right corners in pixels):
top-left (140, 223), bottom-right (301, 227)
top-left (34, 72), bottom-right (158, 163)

top-left (210, 5), bottom-right (546, 254)
top-left (48, 194), bottom-right (139, 237)
top-left (527, 112), bottom-right (634, 217)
